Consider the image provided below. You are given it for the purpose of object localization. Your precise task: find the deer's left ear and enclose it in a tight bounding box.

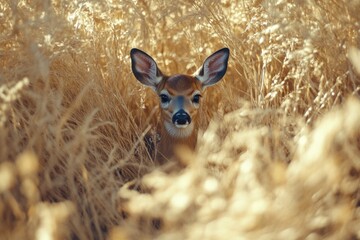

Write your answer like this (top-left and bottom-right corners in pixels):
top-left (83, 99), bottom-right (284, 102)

top-left (194, 48), bottom-right (229, 89)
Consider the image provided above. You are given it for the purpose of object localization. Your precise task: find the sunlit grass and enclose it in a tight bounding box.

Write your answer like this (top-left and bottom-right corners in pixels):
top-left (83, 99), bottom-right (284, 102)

top-left (0, 0), bottom-right (360, 239)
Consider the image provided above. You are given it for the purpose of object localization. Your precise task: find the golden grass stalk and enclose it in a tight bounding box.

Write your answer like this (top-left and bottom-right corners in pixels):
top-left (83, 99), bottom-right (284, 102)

top-left (0, 0), bottom-right (359, 239)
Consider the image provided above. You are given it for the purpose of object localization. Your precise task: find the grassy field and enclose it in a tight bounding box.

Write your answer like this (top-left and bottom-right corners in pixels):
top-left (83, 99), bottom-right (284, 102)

top-left (1, 0), bottom-right (360, 239)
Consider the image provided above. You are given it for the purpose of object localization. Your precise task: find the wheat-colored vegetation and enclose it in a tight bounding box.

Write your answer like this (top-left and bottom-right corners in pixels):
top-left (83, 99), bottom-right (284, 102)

top-left (1, 0), bottom-right (360, 239)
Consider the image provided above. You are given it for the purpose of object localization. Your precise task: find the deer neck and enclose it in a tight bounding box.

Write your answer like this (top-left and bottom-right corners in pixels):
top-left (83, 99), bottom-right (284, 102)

top-left (157, 120), bottom-right (197, 163)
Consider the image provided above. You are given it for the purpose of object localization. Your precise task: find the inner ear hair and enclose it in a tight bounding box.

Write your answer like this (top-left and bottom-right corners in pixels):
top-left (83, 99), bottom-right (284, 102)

top-left (195, 48), bottom-right (229, 88)
top-left (130, 48), bottom-right (163, 89)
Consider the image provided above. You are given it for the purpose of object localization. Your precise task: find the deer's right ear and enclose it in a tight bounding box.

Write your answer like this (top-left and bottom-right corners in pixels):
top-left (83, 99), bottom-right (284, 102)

top-left (130, 48), bottom-right (163, 90)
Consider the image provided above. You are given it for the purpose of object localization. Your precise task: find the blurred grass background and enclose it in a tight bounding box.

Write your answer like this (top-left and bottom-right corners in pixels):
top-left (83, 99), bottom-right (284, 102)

top-left (1, 0), bottom-right (360, 239)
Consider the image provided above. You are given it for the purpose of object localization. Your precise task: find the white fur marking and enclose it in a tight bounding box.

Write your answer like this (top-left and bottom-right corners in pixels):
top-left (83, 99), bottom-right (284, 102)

top-left (175, 122), bottom-right (189, 128)
top-left (192, 90), bottom-right (201, 97)
top-left (160, 89), bottom-right (170, 95)
top-left (164, 121), bottom-right (194, 138)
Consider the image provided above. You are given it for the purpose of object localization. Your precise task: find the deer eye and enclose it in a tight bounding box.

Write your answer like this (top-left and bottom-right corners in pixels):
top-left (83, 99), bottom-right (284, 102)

top-left (159, 94), bottom-right (171, 104)
top-left (192, 94), bottom-right (201, 104)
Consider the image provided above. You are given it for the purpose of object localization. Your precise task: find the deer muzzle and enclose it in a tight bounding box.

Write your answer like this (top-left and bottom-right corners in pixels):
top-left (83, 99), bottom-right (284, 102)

top-left (172, 109), bottom-right (191, 128)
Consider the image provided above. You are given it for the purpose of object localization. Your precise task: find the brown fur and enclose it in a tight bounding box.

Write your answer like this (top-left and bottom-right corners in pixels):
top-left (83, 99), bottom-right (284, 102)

top-left (155, 75), bottom-right (202, 164)
top-left (156, 124), bottom-right (198, 164)
top-left (131, 48), bottom-right (229, 165)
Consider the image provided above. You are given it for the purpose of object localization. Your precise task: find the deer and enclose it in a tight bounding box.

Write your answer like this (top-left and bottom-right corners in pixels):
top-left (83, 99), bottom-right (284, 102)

top-left (130, 48), bottom-right (229, 165)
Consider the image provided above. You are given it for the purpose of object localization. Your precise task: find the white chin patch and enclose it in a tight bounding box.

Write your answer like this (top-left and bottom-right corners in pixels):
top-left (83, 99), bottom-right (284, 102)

top-left (165, 121), bottom-right (194, 138)
top-left (175, 122), bottom-right (189, 128)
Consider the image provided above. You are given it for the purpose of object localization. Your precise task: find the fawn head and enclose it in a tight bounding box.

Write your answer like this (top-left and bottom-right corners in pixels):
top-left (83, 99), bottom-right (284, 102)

top-left (130, 48), bottom-right (229, 138)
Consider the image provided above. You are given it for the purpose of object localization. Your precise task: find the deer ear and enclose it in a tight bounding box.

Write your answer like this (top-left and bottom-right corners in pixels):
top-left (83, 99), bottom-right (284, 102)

top-left (130, 48), bottom-right (163, 90)
top-left (195, 48), bottom-right (229, 89)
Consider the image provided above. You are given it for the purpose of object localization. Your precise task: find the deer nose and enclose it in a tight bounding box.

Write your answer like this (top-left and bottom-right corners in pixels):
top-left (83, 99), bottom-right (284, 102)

top-left (172, 109), bottom-right (191, 127)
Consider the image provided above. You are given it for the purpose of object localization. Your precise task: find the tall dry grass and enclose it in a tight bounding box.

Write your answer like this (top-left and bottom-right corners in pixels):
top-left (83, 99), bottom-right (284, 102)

top-left (1, 0), bottom-right (360, 239)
